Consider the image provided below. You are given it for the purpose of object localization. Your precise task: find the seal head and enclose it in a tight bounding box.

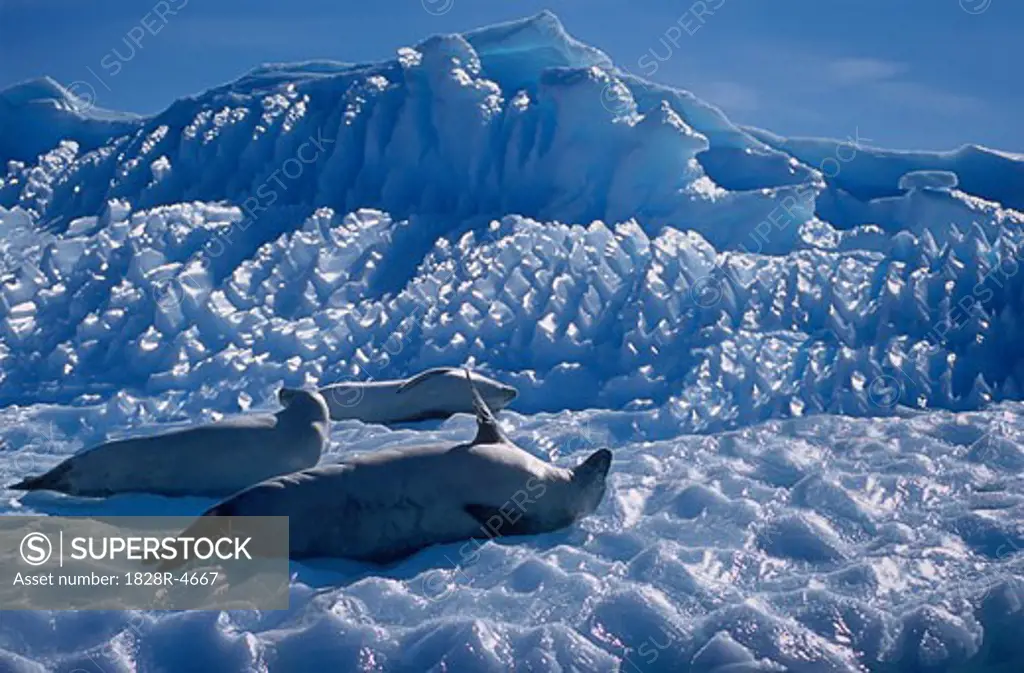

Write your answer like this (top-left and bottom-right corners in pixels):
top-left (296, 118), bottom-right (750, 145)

top-left (277, 387), bottom-right (330, 429)
top-left (461, 369), bottom-right (611, 534)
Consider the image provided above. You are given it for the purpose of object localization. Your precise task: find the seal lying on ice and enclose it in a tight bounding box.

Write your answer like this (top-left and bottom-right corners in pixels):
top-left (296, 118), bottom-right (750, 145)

top-left (9, 388), bottom-right (330, 498)
top-left (173, 372), bottom-right (610, 564)
top-left (318, 367), bottom-right (518, 424)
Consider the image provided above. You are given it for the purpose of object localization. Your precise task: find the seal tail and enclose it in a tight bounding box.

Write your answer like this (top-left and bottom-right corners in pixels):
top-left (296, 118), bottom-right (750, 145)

top-left (8, 475), bottom-right (43, 490)
top-left (8, 462), bottom-right (72, 492)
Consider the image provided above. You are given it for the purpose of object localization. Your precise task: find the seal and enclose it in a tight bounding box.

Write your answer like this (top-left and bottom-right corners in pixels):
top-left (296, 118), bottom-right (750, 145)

top-left (8, 388), bottom-right (330, 498)
top-left (318, 367), bottom-right (518, 424)
top-left (169, 371), bottom-right (610, 565)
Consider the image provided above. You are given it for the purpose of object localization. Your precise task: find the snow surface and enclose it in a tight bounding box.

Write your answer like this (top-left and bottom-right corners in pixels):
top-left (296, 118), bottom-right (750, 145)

top-left (2, 10), bottom-right (1024, 672)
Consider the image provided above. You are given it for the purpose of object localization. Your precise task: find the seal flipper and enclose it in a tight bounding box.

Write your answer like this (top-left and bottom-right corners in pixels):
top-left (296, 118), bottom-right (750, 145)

top-left (572, 449), bottom-right (612, 486)
top-left (465, 369), bottom-right (507, 445)
top-left (397, 367), bottom-right (457, 393)
top-left (464, 503), bottom-right (539, 537)
top-left (151, 500), bottom-right (242, 571)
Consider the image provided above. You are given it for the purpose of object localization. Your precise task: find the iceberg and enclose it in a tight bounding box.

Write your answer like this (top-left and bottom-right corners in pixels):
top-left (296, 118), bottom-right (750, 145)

top-left (1, 11), bottom-right (1023, 673)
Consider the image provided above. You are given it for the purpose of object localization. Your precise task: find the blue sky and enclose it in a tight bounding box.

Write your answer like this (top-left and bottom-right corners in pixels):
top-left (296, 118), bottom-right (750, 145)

top-left (1, 0), bottom-right (1020, 152)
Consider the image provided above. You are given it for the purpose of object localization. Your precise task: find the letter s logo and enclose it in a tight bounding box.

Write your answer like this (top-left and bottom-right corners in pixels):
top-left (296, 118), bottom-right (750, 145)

top-left (20, 533), bottom-right (52, 566)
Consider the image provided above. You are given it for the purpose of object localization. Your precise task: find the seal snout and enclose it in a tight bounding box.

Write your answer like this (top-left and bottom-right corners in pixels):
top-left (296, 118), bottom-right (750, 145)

top-left (278, 387), bottom-right (301, 406)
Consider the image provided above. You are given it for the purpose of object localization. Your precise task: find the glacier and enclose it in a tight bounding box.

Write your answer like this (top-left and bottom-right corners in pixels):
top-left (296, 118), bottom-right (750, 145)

top-left (2, 10), bottom-right (1024, 672)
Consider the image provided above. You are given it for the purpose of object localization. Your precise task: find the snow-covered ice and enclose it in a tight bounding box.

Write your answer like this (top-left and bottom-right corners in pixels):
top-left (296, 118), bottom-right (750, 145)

top-left (2, 10), bottom-right (1024, 672)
